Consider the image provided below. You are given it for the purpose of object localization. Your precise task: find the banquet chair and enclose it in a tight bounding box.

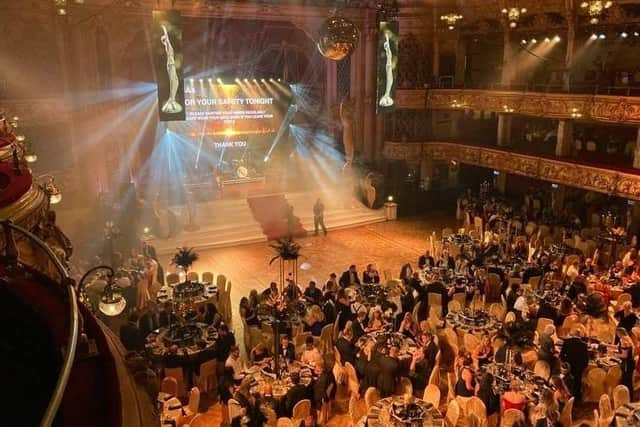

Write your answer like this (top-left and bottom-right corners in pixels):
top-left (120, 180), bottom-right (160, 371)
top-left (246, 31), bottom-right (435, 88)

top-left (485, 274), bottom-right (501, 303)
top-left (463, 333), bottom-right (480, 352)
top-left (525, 222), bottom-right (537, 237)
top-left (187, 414), bottom-right (208, 427)
top-left (538, 225), bottom-right (551, 237)
top-left (445, 399), bottom-right (460, 427)
top-left (348, 395), bottom-right (364, 427)
top-left (228, 398), bottom-right (243, 421)
top-left (276, 418), bottom-right (294, 427)
top-left (193, 359), bottom-right (217, 394)
top-left (333, 314), bottom-right (341, 342)
top-left (444, 327), bottom-right (459, 349)
top-left (582, 367), bottom-right (607, 402)
top-left (187, 386), bottom-right (200, 414)
top-left (614, 293), bottom-right (632, 310)
top-left (201, 271), bottom-right (214, 284)
top-left (527, 276), bottom-right (541, 291)
top-left (423, 384), bottom-right (440, 408)
top-left (164, 368), bottom-right (186, 398)
top-left (394, 377), bottom-right (413, 397)
top-left (466, 397), bottom-right (487, 424)
top-left (559, 314), bottom-right (579, 337)
top-left (344, 362), bottom-right (360, 397)
top-left (428, 360), bottom-right (440, 387)
top-left (160, 376), bottom-right (178, 396)
top-left (469, 413), bottom-right (483, 427)
top-left (559, 397), bottom-right (574, 427)
top-left (599, 394), bottom-right (614, 421)
top-left (536, 318), bottom-right (554, 335)
top-left (319, 323), bottom-right (333, 354)
top-left (613, 384), bottom-right (630, 410)
top-left (501, 409), bottom-right (525, 427)
top-left (605, 366), bottom-right (622, 397)
top-left (448, 300), bottom-right (462, 313)
top-left (166, 273), bottom-right (180, 286)
top-left (412, 301), bottom-right (423, 320)
top-left (364, 387), bottom-right (381, 411)
top-left (442, 228), bottom-right (454, 238)
top-left (533, 360), bottom-right (551, 380)
top-left (504, 311), bottom-right (516, 323)
top-left (474, 217), bottom-right (483, 236)
top-left (488, 303), bottom-right (506, 321)
top-left (428, 293), bottom-right (443, 310)
top-left (186, 271), bottom-right (199, 282)
top-left (295, 332), bottom-right (312, 356)
top-left (292, 399), bottom-right (311, 425)
top-left (452, 293), bottom-right (466, 308)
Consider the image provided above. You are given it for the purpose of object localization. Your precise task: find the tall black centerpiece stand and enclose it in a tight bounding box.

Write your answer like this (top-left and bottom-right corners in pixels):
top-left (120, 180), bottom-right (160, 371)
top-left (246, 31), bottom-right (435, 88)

top-left (269, 238), bottom-right (300, 379)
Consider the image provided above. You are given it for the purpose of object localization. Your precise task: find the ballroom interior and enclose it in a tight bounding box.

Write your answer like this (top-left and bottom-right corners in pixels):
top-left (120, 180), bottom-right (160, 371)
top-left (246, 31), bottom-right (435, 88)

top-left (4, 0), bottom-right (640, 426)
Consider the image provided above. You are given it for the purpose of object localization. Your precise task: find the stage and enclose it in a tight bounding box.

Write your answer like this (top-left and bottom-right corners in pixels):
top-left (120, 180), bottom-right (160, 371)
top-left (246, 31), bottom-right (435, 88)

top-left (147, 190), bottom-right (387, 255)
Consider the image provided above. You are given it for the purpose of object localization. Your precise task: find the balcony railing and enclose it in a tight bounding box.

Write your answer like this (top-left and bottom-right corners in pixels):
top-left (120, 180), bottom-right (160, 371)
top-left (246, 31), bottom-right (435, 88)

top-left (383, 140), bottom-right (640, 201)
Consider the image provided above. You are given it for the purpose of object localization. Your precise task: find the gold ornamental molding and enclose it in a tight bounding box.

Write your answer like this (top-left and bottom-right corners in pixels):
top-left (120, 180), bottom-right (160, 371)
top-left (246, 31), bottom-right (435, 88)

top-left (383, 141), bottom-right (640, 201)
top-left (395, 89), bottom-right (640, 126)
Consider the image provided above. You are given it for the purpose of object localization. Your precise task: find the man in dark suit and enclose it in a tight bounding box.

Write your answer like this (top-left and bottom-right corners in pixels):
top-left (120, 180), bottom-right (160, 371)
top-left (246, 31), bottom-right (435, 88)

top-left (312, 364), bottom-right (334, 410)
top-left (120, 312), bottom-right (144, 351)
top-left (216, 324), bottom-right (236, 368)
top-left (339, 265), bottom-right (360, 287)
top-left (284, 372), bottom-right (308, 416)
top-left (377, 346), bottom-right (400, 397)
top-left (426, 280), bottom-right (449, 314)
top-left (418, 250), bottom-right (435, 270)
top-left (279, 335), bottom-right (296, 362)
top-left (362, 264), bottom-right (380, 284)
top-left (560, 330), bottom-right (589, 400)
top-left (335, 329), bottom-right (357, 366)
top-left (303, 281), bottom-right (323, 305)
top-left (352, 310), bottom-right (367, 341)
top-left (138, 303), bottom-right (160, 338)
top-left (409, 330), bottom-right (438, 390)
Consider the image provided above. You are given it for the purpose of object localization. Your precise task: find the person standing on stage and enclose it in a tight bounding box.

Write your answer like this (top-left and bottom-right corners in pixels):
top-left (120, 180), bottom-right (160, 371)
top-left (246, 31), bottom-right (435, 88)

top-left (313, 198), bottom-right (327, 236)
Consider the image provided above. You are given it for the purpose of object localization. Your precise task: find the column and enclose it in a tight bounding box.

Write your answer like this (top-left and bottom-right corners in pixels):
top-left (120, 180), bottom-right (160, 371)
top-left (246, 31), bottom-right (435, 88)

top-left (451, 111), bottom-right (462, 140)
top-left (362, 17), bottom-right (378, 162)
top-left (500, 20), bottom-right (513, 86)
top-left (633, 127), bottom-right (640, 169)
top-left (564, 0), bottom-right (578, 91)
top-left (556, 120), bottom-right (574, 157)
top-left (375, 113), bottom-right (385, 163)
top-left (454, 35), bottom-right (466, 88)
top-left (497, 114), bottom-right (512, 147)
top-left (351, 33), bottom-right (365, 158)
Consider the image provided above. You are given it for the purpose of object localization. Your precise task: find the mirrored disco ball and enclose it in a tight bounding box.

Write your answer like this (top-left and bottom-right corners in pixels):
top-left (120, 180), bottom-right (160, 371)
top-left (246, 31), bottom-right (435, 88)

top-left (316, 16), bottom-right (360, 61)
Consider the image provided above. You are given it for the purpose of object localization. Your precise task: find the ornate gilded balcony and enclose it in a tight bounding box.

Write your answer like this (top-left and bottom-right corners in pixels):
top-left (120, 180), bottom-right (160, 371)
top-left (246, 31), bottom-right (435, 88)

top-left (395, 89), bottom-right (640, 126)
top-left (383, 141), bottom-right (640, 201)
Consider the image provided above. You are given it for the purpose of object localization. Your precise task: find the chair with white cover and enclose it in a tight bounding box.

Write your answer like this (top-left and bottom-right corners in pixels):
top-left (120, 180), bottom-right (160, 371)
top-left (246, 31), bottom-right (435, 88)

top-left (536, 317), bottom-right (554, 335)
top-left (186, 271), bottom-right (199, 282)
top-left (445, 399), bottom-right (460, 427)
top-left (276, 418), bottom-right (294, 427)
top-left (605, 366), bottom-right (622, 397)
top-left (452, 293), bottom-right (466, 307)
top-left (613, 385), bottom-right (630, 410)
top-left (488, 303), bottom-right (506, 321)
top-left (463, 333), bottom-right (480, 352)
top-left (166, 273), bottom-right (180, 286)
top-left (448, 300), bottom-right (462, 313)
top-left (559, 397), bottom-right (574, 427)
top-left (422, 384), bottom-right (441, 409)
top-left (187, 386), bottom-right (200, 414)
top-left (160, 376), bottom-right (178, 396)
top-left (344, 362), bottom-right (360, 398)
top-left (364, 387), bottom-right (381, 411)
top-left (348, 395), bottom-right (364, 427)
top-left (469, 413), bottom-right (482, 427)
top-left (319, 323), bottom-right (333, 354)
top-left (394, 377), bottom-right (413, 397)
top-left (444, 327), bottom-right (459, 348)
top-left (193, 360), bottom-right (217, 394)
top-left (466, 397), bottom-right (487, 425)
top-left (201, 271), bottom-right (214, 284)
top-left (188, 414), bottom-right (208, 427)
top-left (504, 311), bottom-right (516, 323)
top-left (501, 408), bottom-right (525, 427)
top-left (292, 399), bottom-right (311, 426)
top-left (447, 372), bottom-right (456, 402)
top-left (582, 367), bottom-right (607, 402)
top-left (428, 361), bottom-right (440, 387)
top-left (533, 360), bottom-right (551, 380)
top-left (164, 367), bottom-right (186, 398)
top-left (528, 275), bottom-right (542, 291)
top-left (598, 394), bottom-right (614, 427)
top-left (228, 398), bottom-right (243, 421)
top-left (428, 293), bottom-right (443, 316)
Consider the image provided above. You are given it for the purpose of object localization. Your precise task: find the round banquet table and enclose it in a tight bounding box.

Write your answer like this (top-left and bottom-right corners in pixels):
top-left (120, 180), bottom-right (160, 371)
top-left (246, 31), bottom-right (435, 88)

top-left (446, 310), bottom-right (502, 335)
top-left (145, 322), bottom-right (218, 363)
top-left (357, 331), bottom-right (418, 362)
top-left (157, 280), bottom-right (218, 307)
top-left (362, 396), bottom-right (443, 427)
top-left (480, 362), bottom-right (553, 404)
top-left (157, 392), bottom-right (193, 426)
top-left (248, 360), bottom-right (314, 399)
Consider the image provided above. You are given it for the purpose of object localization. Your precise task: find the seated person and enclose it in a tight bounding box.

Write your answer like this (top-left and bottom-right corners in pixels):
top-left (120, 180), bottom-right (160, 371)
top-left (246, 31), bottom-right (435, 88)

top-left (284, 372), bottom-right (308, 416)
top-left (250, 342), bottom-right (271, 363)
top-left (352, 309), bottom-right (367, 341)
top-left (362, 264), bottom-right (380, 284)
top-left (225, 346), bottom-right (246, 382)
top-left (335, 323), bottom-right (357, 366)
top-left (262, 282), bottom-right (280, 301)
top-left (579, 257), bottom-right (595, 276)
top-left (615, 301), bottom-right (638, 333)
top-left (367, 308), bottom-right (385, 332)
top-left (279, 335), bottom-right (295, 362)
top-left (501, 380), bottom-right (527, 413)
top-left (303, 280), bottom-right (322, 305)
top-left (284, 280), bottom-right (301, 301)
top-left (311, 363), bottom-right (334, 411)
top-left (300, 336), bottom-right (323, 367)
top-left (339, 265), bottom-right (360, 287)
top-left (418, 250), bottom-right (435, 269)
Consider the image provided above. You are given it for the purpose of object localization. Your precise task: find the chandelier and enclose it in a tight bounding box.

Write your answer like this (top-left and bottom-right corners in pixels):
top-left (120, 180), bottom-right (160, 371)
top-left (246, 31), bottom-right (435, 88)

top-left (440, 13), bottom-right (463, 30)
top-left (581, 1), bottom-right (613, 24)
top-left (316, 15), bottom-right (360, 61)
top-left (501, 7), bottom-right (527, 28)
